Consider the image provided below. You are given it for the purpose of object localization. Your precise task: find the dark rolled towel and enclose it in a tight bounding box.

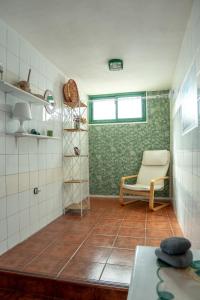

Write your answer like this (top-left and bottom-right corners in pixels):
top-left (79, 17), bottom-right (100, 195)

top-left (155, 248), bottom-right (193, 268)
top-left (160, 237), bottom-right (191, 255)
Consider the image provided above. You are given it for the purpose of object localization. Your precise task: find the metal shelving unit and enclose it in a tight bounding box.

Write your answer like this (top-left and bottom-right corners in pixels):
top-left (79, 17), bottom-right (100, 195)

top-left (63, 101), bottom-right (90, 216)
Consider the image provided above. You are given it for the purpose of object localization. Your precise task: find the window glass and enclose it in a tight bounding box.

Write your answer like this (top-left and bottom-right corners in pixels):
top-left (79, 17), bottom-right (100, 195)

top-left (93, 99), bottom-right (116, 120)
top-left (89, 92), bottom-right (146, 124)
top-left (118, 97), bottom-right (142, 119)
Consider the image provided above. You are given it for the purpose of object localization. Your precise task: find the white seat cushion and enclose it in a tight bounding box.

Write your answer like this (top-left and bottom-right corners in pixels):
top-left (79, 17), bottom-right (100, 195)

top-left (123, 183), bottom-right (163, 191)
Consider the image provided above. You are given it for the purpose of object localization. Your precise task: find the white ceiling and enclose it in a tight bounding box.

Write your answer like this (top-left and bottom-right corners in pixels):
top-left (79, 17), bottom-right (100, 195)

top-left (0, 0), bottom-right (192, 95)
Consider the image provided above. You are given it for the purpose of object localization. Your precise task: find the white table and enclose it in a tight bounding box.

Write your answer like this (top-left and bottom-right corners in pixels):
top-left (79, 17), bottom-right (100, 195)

top-left (128, 246), bottom-right (200, 300)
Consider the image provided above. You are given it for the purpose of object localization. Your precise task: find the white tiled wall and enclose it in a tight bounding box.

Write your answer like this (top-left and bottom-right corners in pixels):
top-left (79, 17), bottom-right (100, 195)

top-left (171, 0), bottom-right (200, 248)
top-left (0, 18), bottom-right (65, 254)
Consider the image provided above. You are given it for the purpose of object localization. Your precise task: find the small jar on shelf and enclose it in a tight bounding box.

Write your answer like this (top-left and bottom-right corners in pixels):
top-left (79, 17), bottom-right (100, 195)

top-left (73, 115), bottom-right (87, 129)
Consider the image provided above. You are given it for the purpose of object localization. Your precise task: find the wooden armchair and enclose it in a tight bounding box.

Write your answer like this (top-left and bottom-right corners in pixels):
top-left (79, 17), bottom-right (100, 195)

top-left (119, 150), bottom-right (170, 211)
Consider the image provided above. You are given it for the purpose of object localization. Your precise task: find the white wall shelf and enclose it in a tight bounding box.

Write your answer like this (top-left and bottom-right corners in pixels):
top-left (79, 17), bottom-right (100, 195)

top-left (6, 132), bottom-right (60, 139)
top-left (0, 80), bottom-right (47, 105)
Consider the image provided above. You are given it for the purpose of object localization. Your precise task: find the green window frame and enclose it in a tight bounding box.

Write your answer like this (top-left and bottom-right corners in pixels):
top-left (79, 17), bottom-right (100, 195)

top-left (88, 91), bottom-right (147, 124)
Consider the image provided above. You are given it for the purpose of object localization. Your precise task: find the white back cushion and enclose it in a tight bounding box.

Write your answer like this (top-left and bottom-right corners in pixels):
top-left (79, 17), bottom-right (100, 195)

top-left (142, 150), bottom-right (170, 166)
top-left (136, 150), bottom-right (170, 187)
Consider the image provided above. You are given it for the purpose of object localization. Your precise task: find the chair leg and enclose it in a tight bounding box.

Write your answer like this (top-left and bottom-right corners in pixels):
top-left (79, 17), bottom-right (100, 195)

top-left (119, 187), bottom-right (125, 206)
top-left (119, 188), bottom-right (139, 206)
top-left (149, 186), bottom-right (155, 210)
top-left (151, 202), bottom-right (170, 211)
top-left (149, 186), bottom-right (170, 211)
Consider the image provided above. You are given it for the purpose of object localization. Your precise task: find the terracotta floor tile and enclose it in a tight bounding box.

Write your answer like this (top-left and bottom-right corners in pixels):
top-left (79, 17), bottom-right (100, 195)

top-left (118, 227), bottom-right (145, 238)
top-left (167, 210), bottom-right (177, 217)
top-left (65, 224), bottom-right (92, 233)
top-left (170, 219), bottom-right (181, 226)
top-left (172, 228), bottom-right (183, 236)
top-left (145, 239), bottom-right (161, 247)
top-left (107, 248), bottom-right (135, 266)
top-left (104, 212), bottom-right (125, 218)
top-left (171, 223), bottom-right (182, 230)
top-left (73, 245), bottom-right (112, 263)
top-left (147, 208), bottom-right (167, 216)
top-left (32, 230), bottom-right (58, 241)
top-left (56, 233), bottom-right (87, 244)
top-left (126, 201), bottom-right (146, 208)
top-left (147, 215), bottom-right (167, 222)
top-left (146, 221), bottom-right (171, 230)
top-left (93, 225), bottom-right (119, 235)
top-left (0, 198), bottom-right (182, 288)
top-left (114, 237), bottom-right (144, 250)
top-left (122, 220), bottom-right (145, 228)
top-left (41, 242), bottom-right (78, 260)
top-left (126, 208), bottom-right (146, 214)
top-left (0, 252), bottom-right (35, 269)
top-left (125, 213), bottom-right (146, 221)
top-left (16, 239), bottom-right (52, 255)
top-left (85, 234), bottom-right (116, 247)
top-left (146, 228), bottom-right (173, 239)
top-left (125, 206), bottom-right (145, 211)
top-left (98, 219), bottom-right (123, 227)
top-left (23, 255), bottom-right (65, 276)
top-left (100, 264), bottom-right (132, 285)
top-left (59, 260), bottom-right (105, 281)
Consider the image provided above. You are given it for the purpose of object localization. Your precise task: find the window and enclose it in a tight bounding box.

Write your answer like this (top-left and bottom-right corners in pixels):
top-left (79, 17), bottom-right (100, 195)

top-left (89, 92), bottom-right (146, 124)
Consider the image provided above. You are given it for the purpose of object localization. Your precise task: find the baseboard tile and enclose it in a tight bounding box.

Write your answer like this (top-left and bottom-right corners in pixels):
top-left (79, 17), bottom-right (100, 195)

top-left (90, 195), bottom-right (171, 201)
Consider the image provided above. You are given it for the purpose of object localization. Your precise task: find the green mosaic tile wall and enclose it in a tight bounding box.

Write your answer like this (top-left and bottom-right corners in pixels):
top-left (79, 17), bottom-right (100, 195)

top-left (89, 91), bottom-right (170, 196)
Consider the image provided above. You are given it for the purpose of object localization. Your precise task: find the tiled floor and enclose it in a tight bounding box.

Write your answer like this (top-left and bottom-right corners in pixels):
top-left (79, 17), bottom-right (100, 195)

top-left (0, 198), bottom-right (183, 288)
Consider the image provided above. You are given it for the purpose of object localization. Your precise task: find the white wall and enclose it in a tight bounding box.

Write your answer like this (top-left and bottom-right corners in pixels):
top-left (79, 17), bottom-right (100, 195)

top-left (171, 0), bottom-right (200, 248)
top-left (0, 19), bottom-right (65, 254)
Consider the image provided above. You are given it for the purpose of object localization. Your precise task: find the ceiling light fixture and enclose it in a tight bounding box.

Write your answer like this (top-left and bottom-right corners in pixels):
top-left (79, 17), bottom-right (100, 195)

top-left (108, 59), bottom-right (123, 71)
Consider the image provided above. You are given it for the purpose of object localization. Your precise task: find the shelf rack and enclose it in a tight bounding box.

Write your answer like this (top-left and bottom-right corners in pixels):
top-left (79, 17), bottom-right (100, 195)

top-left (64, 155), bottom-right (88, 158)
top-left (64, 180), bottom-right (89, 184)
top-left (64, 101), bottom-right (87, 108)
top-left (63, 128), bottom-right (88, 132)
top-left (62, 100), bottom-right (90, 216)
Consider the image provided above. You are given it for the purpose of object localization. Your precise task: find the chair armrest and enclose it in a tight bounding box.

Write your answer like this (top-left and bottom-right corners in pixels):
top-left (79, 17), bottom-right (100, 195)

top-left (150, 176), bottom-right (169, 191)
top-left (120, 175), bottom-right (138, 185)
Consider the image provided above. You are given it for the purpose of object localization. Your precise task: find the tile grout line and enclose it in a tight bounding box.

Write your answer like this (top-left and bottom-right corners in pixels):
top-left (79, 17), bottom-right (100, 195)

top-left (56, 213), bottom-right (104, 278)
top-left (166, 208), bottom-right (175, 236)
top-left (19, 212), bottom-right (100, 271)
top-left (98, 208), bottom-right (127, 281)
top-left (20, 239), bottom-right (57, 270)
top-left (144, 203), bottom-right (147, 245)
top-left (99, 204), bottom-right (147, 283)
top-left (3, 203), bottom-right (177, 281)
